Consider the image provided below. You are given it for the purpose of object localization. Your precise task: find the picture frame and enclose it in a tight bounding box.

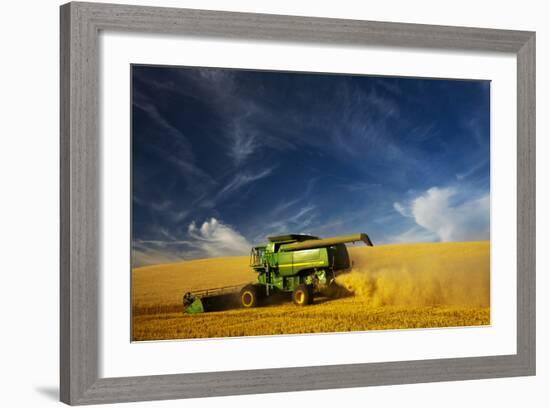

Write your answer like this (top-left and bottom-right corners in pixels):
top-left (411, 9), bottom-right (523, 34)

top-left (60, 1), bottom-right (536, 405)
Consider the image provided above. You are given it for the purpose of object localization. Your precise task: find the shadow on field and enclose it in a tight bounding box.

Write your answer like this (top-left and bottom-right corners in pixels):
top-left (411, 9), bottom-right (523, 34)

top-left (200, 283), bottom-right (355, 311)
top-left (200, 293), bottom-right (241, 311)
top-left (201, 291), bottom-right (292, 310)
top-left (133, 284), bottom-right (357, 316)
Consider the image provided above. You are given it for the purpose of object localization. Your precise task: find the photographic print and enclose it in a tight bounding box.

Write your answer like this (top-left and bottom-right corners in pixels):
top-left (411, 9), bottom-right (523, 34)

top-left (131, 65), bottom-right (490, 341)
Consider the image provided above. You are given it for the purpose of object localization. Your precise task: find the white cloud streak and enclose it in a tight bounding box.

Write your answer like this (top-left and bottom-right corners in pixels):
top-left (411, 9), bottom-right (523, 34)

top-left (229, 117), bottom-right (258, 165)
top-left (393, 186), bottom-right (490, 243)
top-left (260, 205), bottom-right (317, 240)
top-left (187, 218), bottom-right (251, 258)
top-left (217, 167), bottom-right (274, 201)
top-left (133, 217), bottom-right (252, 266)
top-left (393, 202), bottom-right (410, 218)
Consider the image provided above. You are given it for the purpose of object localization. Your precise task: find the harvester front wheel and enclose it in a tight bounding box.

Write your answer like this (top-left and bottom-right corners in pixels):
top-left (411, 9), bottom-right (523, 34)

top-left (293, 284), bottom-right (313, 306)
top-left (240, 284), bottom-right (260, 308)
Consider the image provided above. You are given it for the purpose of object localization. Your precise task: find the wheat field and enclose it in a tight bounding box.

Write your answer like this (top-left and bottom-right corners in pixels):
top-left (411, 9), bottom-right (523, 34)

top-left (132, 241), bottom-right (490, 341)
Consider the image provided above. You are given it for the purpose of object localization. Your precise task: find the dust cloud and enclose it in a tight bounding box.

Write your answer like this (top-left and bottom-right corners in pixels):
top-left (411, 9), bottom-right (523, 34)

top-left (337, 242), bottom-right (490, 307)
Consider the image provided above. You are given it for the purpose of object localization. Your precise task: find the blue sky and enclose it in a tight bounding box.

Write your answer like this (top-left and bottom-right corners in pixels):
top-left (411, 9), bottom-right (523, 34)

top-left (132, 65), bottom-right (490, 266)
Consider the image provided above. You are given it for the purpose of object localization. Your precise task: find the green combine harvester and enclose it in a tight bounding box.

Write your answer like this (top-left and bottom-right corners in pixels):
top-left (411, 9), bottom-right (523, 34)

top-left (183, 233), bottom-right (373, 313)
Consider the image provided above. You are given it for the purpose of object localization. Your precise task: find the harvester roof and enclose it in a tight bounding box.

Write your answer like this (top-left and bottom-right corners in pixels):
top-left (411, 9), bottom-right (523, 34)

top-left (267, 234), bottom-right (319, 243)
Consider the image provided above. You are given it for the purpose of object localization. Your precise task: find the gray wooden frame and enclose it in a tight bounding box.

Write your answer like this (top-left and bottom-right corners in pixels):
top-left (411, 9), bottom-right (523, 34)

top-left (60, 1), bottom-right (536, 405)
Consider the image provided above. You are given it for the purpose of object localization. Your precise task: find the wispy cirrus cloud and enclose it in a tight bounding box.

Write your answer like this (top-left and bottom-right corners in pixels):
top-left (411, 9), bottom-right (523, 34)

top-left (216, 167), bottom-right (275, 201)
top-left (133, 91), bottom-right (218, 197)
top-left (132, 240), bottom-right (188, 267)
top-left (133, 93), bottom-right (189, 147)
top-left (228, 116), bottom-right (258, 165)
top-left (455, 158), bottom-right (489, 181)
top-left (158, 68), bottom-right (268, 166)
top-left (259, 204), bottom-right (318, 240)
top-left (133, 195), bottom-right (193, 225)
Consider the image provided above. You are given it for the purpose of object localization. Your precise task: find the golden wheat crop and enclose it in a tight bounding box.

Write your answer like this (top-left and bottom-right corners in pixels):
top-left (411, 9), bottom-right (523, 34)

top-left (132, 241), bottom-right (490, 341)
top-left (132, 256), bottom-right (255, 316)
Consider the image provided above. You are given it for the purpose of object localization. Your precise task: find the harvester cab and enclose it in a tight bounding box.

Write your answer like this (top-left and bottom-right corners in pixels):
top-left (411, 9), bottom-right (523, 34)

top-left (250, 245), bottom-right (267, 268)
top-left (183, 232), bottom-right (373, 314)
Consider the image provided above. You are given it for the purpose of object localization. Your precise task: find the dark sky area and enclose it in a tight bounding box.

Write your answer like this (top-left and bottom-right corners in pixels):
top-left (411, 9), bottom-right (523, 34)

top-left (132, 65), bottom-right (490, 266)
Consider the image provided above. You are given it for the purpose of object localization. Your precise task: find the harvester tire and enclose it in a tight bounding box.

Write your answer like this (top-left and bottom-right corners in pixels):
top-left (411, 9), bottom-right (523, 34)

top-left (240, 284), bottom-right (259, 308)
top-left (293, 284), bottom-right (313, 306)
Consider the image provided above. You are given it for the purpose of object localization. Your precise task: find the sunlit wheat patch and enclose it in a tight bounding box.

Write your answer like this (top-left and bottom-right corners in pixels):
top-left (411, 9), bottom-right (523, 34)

top-left (132, 241), bottom-right (490, 340)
